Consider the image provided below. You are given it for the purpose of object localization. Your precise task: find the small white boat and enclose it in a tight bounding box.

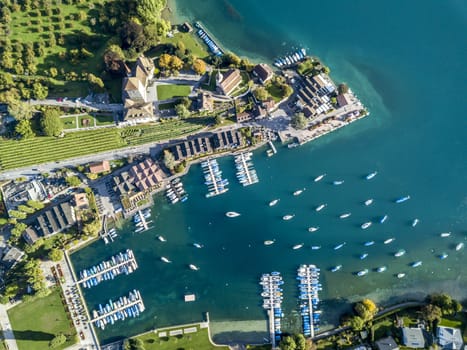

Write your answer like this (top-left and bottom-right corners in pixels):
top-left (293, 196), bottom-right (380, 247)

top-left (334, 242), bottom-right (346, 250)
top-left (292, 243), bottom-right (304, 250)
top-left (293, 189), bottom-right (305, 196)
top-left (440, 232), bottom-right (451, 238)
top-left (376, 266), bottom-right (387, 273)
top-left (161, 257), bottom-right (171, 263)
top-left (439, 253), bottom-right (448, 260)
top-left (455, 242), bottom-right (464, 251)
top-left (360, 253), bottom-right (369, 260)
top-left (366, 171), bottom-right (378, 180)
top-left (364, 199), bottom-right (374, 206)
top-left (193, 243), bottom-right (203, 248)
top-left (383, 238), bottom-right (395, 244)
top-left (333, 180), bottom-right (344, 185)
top-left (364, 241), bottom-right (375, 246)
top-left (226, 211), bottom-right (241, 218)
top-left (308, 227), bottom-right (319, 232)
top-left (189, 264), bottom-right (199, 271)
top-left (269, 199), bottom-right (280, 207)
top-left (157, 235), bottom-right (166, 242)
top-left (264, 240), bottom-right (275, 246)
top-left (314, 174), bottom-right (326, 182)
top-left (331, 265), bottom-right (342, 272)
top-left (395, 195), bottom-right (411, 203)
top-left (339, 213), bottom-right (351, 219)
top-left (361, 221), bottom-right (372, 229)
top-left (357, 269), bottom-right (369, 277)
top-left (397, 273), bottom-right (406, 279)
top-left (394, 249), bottom-right (406, 257)
top-left (311, 245), bottom-right (321, 250)
top-left (412, 219), bottom-right (419, 227)
top-left (411, 261), bottom-right (422, 267)
top-left (380, 215), bottom-right (388, 223)
top-left (283, 214), bottom-right (295, 220)
top-left (315, 204), bottom-right (327, 212)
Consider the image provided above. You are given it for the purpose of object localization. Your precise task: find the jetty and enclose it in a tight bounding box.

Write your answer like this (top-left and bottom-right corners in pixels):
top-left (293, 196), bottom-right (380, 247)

top-left (99, 215), bottom-right (117, 244)
top-left (234, 152), bottom-right (259, 186)
top-left (77, 249), bottom-right (138, 288)
top-left (90, 289), bottom-right (145, 330)
top-left (297, 264), bottom-right (322, 338)
top-left (267, 140), bottom-right (277, 157)
top-left (260, 272), bottom-right (284, 348)
top-left (202, 159), bottom-right (229, 198)
top-left (166, 178), bottom-right (188, 204)
top-left (133, 208), bottom-right (152, 233)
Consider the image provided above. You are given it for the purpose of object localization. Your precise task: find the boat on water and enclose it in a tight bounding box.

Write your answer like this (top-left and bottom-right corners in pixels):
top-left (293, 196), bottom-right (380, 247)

top-left (193, 243), bottom-right (203, 248)
top-left (380, 215), bottom-right (388, 223)
top-left (269, 199), bottom-right (280, 207)
top-left (377, 266), bottom-right (387, 273)
top-left (364, 241), bottom-right (375, 246)
top-left (384, 238), bottom-right (395, 244)
top-left (160, 257), bottom-right (171, 263)
top-left (364, 199), bottom-right (374, 206)
top-left (333, 180), bottom-right (344, 185)
top-left (331, 265), bottom-right (342, 272)
top-left (339, 213), bottom-right (351, 219)
top-left (412, 219), bottom-right (419, 227)
top-left (226, 211), bottom-right (241, 218)
top-left (315, 204), bottom-right (327, 212)
top-left (395, 195), bottom-right (411, 203)
top-left (293, 189), bottom-right (305, 196)
top-left (357, 269), bottom-right (369, 277)
top-left (397, 273), bottom-right (406, 279)
top-left (334, 242), bottom-right (346, 250)
top-left (366, 171), bottom-right (378, 180)
top-left (283, 214), bottom-right (295, 220)
top-left (311, 245), bottom-right (321, 250)
top-left (308, 227), bottom-right (319, 232)
top-left (314, 174), bottom-right (326, 182)
top-left (264, 240), bottom-right (275, 246)
top-left (360, 253), bottom-right (369, 260)
top-left (455, 242), bottom-right (464, 251)
top-left (361, 221), bottom-right (372, 229)
top-left (411, 261), bottom-right (422, 267)
top-left (440, 232), bottom-right (451, 237)
top-left (157, 235), bottom-right (166, 242)
top-left (189, 264), bottom-right (199, 271)
top-left (439, 253), bottom-right (448, 260)
top-left (394, 249), bottom-right (406, 257)
top-left (292, 243), bottom-right (304, 250)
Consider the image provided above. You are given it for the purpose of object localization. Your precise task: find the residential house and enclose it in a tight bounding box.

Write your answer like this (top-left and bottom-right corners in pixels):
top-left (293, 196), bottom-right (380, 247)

top-left (89, 160), bottom-right (111, 174)
top-left (437, 326), bottom-right (464, 350)
top-left (375, 337), bottom-right (400, 350)
top-left (1, 246), bottom-right (25, 269)
top-left (236, 111), bottom-right (252, 123)
top-left (402, 327), bottom-right (425, 348)
top-left (253, 63), bottom-right (274, 84)
top-left (73, 193), bottom-right (89, 210)
top-left (22, 202), bottom-right (76, 244)
top-left (217, 69), bottom-right (242, 96)
top-left (2, 180), bottom-right (47, 212)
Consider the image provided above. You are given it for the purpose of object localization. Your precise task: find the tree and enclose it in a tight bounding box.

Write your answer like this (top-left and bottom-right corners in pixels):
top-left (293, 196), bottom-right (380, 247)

top-left (170, 55), bottom-right (183, 71)
top-left (253, 86), bottom-right (269, 101)
top-left (192, 58), bottom-right (206, 75)
top-left (294, 334), bottom-right (307, 350)
top-left (41, 108), bottom-right (63, 136)
top-left (10, 222), bottom-right (27, 242)
top-left (87, 73), bottom-right (105, 91)
top-left (27, 200), bottom-right (44, 210)
top-left (103, 44), bottom-right (125, 75)
top-left (49, 67), bottom-right (58, 77)
top-left (179, 96), bottom-right (192, 108)
top-left (66, 175), bottom-right (81, 187)
top-left (15, 119), bottom-right (35, 139)
top-left (32, 82), bottom-right (48, 100)
top-left (49, 333), bottom-right (67, 348)
top-left (354, 299), bottom-right (377, 321)
top-left (421, 304), bottom-right (442, 323)
top-left (82, 220), bottom-right (100, 236)
top-left (280, 335), bottom-right (297, 350)
top-left (224, 52), bottom-right (241, 67)
top-left (428, 293), bottom-right (462, 315)
top-left (291, 112), bottom-right (307, 130)
top-left (158, 53), bottom-right (172, 70)
top-left (348, 315), bottom-right (365, 331)
top-left (136, 0), bottom-right (165, 25)
top-left (9, 210), bottom-right (27, 219)
top-left (175, 103), bottom-right (190, 118)
top-left (9, 100), bottom-right (33, 120)
top-left (18, 205), bottom-right (35, 214)
top-left (338, 83), bottom-right (349, 95)
top-left (48, 249), bottom-right (63, 262)
top-left (1, 51), bottom-right (14, 70)
top-left (163, 150), bottom-right (175, 170)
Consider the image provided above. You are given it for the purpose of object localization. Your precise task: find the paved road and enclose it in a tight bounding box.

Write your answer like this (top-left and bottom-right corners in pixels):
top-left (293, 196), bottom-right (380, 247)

top-left (0, 304), bottom-right (19, 350)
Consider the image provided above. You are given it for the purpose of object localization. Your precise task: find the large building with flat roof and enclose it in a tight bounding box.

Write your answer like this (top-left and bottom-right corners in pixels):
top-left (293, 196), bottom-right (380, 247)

top-left (402, 327), bottom-right (425, 349)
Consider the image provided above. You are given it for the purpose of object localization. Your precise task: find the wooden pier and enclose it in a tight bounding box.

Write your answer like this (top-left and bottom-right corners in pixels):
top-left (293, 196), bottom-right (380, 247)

top-left (137, 210), bottom-right (148, 231)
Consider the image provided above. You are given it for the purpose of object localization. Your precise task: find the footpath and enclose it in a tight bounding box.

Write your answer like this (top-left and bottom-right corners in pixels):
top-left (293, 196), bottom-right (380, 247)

top-left (0, 303), bottom-right (19, 350)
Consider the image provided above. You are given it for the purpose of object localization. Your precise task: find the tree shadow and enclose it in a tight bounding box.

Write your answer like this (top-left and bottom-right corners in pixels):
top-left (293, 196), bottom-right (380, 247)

top-left (12, 329), bottom-right (54, 341)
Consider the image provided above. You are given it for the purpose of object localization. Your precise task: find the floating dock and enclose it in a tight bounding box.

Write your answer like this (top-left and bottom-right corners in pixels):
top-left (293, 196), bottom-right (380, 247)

top-left (78, 249), bottom-right (138, 288)
top-left (90, 289), bottom-right (145, 330)
top-left (234, 152), bottom-right (259, 186)
top-left (194, 21), bottom-right (223, 56)
top-left (260, 272), bottom-right (284, 348)
top-left (166, 178), bottom-right (188, 204)
top-left (202, 159), bottom-right (229, 198)
top-left (267, 141), bottom-right (277, 157)
top-left (297, 264), bottom-right (322, 338)
top-left (133, 208), bottom-right (152, 233)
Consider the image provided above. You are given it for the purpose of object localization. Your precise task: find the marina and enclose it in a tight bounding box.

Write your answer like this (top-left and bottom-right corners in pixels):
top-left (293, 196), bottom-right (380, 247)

top-left (90, 289), bottom-right (145, 330)
top-left (234, 152), bottom-right (259, 186)
top-left (78, 249), bottom-right (138, 289)
top-left (194, 21), bottom-right (223, 56)
top-left (297, 264), bottom-right (322, 338)
top-left (202, 158), bottom-right (229, 198)
top-left (165, 178), bottom-right (188, 204)
top-left (260, 272), bottom-right (284, 348)
top-left (274, 48), bottom-right (307, 68)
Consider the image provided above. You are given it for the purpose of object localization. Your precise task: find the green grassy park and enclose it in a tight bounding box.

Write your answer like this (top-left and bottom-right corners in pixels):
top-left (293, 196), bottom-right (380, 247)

top-left (7, 288), bottom-right (76, 350)
top-left (157, 84), bottom-right (191, 100)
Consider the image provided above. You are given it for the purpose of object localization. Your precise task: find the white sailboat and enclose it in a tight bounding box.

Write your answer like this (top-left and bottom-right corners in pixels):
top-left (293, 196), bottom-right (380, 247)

top-left (308, 227), bottom-right (319, 232)
top-left (161, 257), bottom-right (171, 263)
top-left (315, 203), bottom-right (327, 212)
top-left (269, 199), bottom-right (280, 207)
top-left (283, 214), bottom-right (295, 220)
top-left (314, 174), bottom-right (326, 182)
top-left (226, 211), bottom-right (241, 218)
top-left (189, 264), bottom-right (199, 271)
top-left (339, 213), bottom-right (351, 219)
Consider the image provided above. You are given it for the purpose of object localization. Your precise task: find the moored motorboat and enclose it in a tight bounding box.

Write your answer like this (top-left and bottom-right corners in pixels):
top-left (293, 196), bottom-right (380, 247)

top-left (157, 235), bottom-right (166, 242)
top-left (334, 242), bottom-right (346, 250)
top-left (283, 214), bottom-right (295, 220)
top-left (333, 180), bottom-right (344, 185)
top-left (361, 221), bottom-right (372, 229)
top-left (439, 253), bottom-right (448, 259)
top-left (394, 249), bottom-right (406, 257)
top-left (397, 273), bottom-right (406, 279)
top-left (455, 242), bottom-right (464, 251)
top-left (376, 266), bottom-right (387, 273)
top-left (264, 240), bottom-right (275, 246)
top-left (226, 211), bottom-right (241, 218)
top-left (308, 227), bottom-right (319, 232)
top-left (293, 243), bottom-right (304, 250)
top-left (331, 265), bottom-right (342, 272)
top-left (384, 237), bottom-right (395, 244)
top-left (364, 199), bottom-right (374, 206)
top-left (440, 232), bottom-right (451, 237)
top-left (189, 264), bottom-right (199, 271)
top-left (357, 269), bottom-right (369, 276)
top-left (314, 174), bottom-right (326, 182)
top-left (293, 189), bottom-right (305, 196)
top-left (411, 261), bottom-right (422, 267)
top-left (160, 257), bottom-right (171, 263)
top-left (364, 241), bottom-right (375, 246)
top-left (315, 203), bottom-right (327, 212)
top-left (360, 253), bottom-right (368, 260)
top-left (412, 218), bottom-right (419, 227)
top-left (366, 171), bottom-right (378, 180)
top-left (395, 195), bottom-right (411, 203)
top-left (311, 245), bottom-right (321, 250)
top-left (269, 199), bottom-right (280, 207)
top-left (380, 215), bottom-right (388, 223)
top-left (193, 243), bottom-right (203, 248)
top-left (339, 212), bottom-right (351, 219)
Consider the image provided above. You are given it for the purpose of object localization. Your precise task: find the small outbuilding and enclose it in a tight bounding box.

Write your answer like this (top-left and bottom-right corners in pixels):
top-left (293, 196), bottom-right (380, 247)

top-left (402, 327), bottom-right (425, 348)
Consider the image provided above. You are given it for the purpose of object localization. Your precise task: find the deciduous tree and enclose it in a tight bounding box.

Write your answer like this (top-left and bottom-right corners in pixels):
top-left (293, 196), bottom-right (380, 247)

top-left (253, 86), bottom-right (269, 101)
top-left (291, 112), bottom-right (307, 130)
top-left (40, 108), bottom-right (63, 136)
top-left (192, 58), bottom-right (206, 75)
top-left (15, 119), bottom-right (35, 139)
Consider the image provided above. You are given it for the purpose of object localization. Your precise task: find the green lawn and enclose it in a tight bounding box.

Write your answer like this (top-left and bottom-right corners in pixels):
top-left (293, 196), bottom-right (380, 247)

top-left (157, 84), bottom-right (191, 100)
top-left (439, 318), bottom-right (463, 328)
top-left (8, 288), bottom-right (76, 350)
top-left (94, 114), bottom-right (115, 126)
top-left (161, 32), bottom-right (210, 59)
top-left (134, 326), bottom-right (228, 350)
top-left (61, 116), bottom-right (77, 130)
top-left (266, 83), bottom-right (284, 102)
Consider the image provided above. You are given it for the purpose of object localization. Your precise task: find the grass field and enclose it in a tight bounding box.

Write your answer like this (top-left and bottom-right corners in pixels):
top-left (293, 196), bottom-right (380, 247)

top-left (157, 84), bottom-right (191, 100)
top-left (266, 83), bottom-right (284, 102)
top-left (61, 116), bottom-right (77, 130)
top-left (8, 288), bottom-right (76, 350)
top-left (164, 32), bottom-right (210, 59)
top-left (134, 326), bottom-right (228, 350)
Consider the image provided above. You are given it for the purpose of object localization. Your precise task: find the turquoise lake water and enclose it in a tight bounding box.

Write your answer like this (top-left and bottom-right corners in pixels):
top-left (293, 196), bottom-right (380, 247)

top-left (71, 0), bottom-right (467, 344)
